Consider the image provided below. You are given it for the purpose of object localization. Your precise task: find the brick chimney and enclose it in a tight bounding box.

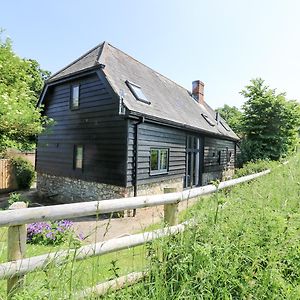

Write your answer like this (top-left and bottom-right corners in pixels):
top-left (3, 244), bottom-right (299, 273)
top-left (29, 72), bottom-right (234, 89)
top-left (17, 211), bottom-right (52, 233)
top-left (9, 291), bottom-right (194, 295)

top-left (192, 80), bottom-right (205, 105)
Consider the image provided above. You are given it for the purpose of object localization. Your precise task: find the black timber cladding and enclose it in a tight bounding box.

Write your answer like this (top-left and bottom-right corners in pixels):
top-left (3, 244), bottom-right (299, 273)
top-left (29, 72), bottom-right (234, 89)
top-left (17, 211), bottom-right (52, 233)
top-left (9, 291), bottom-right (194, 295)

top-left (36, 73), bottom-right (128, 186)
top-left (203, 137), bottom-right (236, 173)
top-left (127, 121), bottom-right (186, 187)
top-left (126, 120), bottom-right (236, 187)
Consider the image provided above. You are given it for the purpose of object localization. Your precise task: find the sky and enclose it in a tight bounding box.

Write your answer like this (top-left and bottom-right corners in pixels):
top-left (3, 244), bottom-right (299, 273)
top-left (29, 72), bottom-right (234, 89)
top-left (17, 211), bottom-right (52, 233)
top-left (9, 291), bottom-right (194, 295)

top-left (1, 0), bottom-right (300, 109)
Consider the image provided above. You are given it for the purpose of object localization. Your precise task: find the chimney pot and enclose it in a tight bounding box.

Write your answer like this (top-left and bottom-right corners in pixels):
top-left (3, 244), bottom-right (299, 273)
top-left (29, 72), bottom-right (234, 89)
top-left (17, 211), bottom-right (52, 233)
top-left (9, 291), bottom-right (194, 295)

top-left (192, 80), bottom-right (204, 105)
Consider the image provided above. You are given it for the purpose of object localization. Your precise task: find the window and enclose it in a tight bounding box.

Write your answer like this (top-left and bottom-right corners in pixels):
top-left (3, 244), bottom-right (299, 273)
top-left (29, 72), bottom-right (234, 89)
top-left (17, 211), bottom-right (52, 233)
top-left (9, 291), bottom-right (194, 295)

top-left (150, 148), bottom-right (169, 174)
top-left (70, 85), bottom-right (80, 109)
top-left (201, 113), bottom-right (215, 126)
top-left (220, 120), bottom-right (230, 131)
top-left (126, 80), bottom-right (150, 104)
top-left (218, 150), bottom-right (222, 165)
top-left (74, 145), bottom-right (83, 169)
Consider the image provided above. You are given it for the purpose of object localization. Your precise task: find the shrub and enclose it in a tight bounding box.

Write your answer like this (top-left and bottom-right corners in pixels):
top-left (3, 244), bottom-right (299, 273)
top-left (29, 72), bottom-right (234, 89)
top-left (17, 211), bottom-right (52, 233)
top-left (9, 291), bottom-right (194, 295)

top-left (7, 192), bottom-right (30, 206)
top-left (10, 157), bottom-right (35, 189)
top-left (27, 220), bottom-right (84, 246)
top-left (233, 159), bottom-right (271, 178)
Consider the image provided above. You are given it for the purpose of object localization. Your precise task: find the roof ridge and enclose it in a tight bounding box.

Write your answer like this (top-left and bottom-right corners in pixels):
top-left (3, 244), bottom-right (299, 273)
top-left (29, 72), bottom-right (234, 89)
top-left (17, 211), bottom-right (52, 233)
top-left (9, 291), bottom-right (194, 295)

top-left (106, 42), bottom-right (192, 95)
top-left (47, 41), bottom-right (105, 81)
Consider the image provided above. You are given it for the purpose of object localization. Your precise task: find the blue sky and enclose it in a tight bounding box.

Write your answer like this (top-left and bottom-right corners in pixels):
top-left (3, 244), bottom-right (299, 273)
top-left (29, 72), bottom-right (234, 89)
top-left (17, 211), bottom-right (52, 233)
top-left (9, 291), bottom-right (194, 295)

top-left (2, 0), bottom-right (299, 109)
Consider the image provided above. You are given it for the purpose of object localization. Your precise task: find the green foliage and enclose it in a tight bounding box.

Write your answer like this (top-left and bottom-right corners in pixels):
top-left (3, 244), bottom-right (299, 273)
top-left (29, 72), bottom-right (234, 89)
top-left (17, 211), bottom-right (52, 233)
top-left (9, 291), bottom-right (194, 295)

top-left (216, 104), bottom-right (243, 135)
top-left (109, 154), bottom-right (300, 299)
top-left (240, 78), bottom-right (300, 162)
top-left (10, 157), bottom-right (35, 189)
top-left (233, 159), bottom-right (272, 178)
top-left (7, 192), bottom-right (30, 206)
top-left (0, 31), bottom-right (52, 153)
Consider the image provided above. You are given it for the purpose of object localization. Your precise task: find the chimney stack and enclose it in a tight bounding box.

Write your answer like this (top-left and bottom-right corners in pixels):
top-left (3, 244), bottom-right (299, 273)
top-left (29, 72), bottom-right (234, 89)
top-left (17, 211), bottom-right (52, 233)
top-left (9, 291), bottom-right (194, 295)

top-left (192, 80), bottom-right (204, 105)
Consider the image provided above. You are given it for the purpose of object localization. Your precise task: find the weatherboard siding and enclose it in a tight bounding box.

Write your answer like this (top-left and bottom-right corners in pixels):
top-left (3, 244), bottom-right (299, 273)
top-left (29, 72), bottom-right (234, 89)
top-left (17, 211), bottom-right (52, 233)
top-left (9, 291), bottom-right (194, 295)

top-left (203, 137), bottom-right (236, 173)
top-left (36, 73), bottom-right (127, 186)
top-left (126, 121), bottom-right (186, 187)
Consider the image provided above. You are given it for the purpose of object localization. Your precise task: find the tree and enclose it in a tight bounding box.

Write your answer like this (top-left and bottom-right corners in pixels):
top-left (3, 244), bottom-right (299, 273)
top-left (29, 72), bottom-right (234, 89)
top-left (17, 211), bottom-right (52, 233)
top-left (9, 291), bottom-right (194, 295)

top-left (240, 78), bottom-right (300, 161)
top-left (0, 32), bottom-right (51, 153)
top-left (216, 104), bottom-right (243, 135)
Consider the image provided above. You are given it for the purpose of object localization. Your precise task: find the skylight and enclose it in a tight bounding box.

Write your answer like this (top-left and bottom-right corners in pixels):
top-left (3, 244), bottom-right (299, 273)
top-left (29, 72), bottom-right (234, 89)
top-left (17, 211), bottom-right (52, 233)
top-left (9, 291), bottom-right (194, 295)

top-left (126, 80), bottom-right (150, 104)
top-left (201, 113), bottom-right (215, 126)
top-left (220, 120), bottom-right (231, 131)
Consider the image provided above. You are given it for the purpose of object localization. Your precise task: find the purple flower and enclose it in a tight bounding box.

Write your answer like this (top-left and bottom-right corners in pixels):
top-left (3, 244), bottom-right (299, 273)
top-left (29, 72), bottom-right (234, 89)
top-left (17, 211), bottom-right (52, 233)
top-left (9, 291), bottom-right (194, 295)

top-left (27, 220), bottom-right (77, 245)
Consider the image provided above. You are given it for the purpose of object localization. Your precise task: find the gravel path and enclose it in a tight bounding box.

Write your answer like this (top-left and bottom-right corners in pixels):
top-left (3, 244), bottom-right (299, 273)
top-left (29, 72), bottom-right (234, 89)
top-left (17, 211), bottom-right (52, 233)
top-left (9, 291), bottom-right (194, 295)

top-left (73, 197), bottom-right (199, 243)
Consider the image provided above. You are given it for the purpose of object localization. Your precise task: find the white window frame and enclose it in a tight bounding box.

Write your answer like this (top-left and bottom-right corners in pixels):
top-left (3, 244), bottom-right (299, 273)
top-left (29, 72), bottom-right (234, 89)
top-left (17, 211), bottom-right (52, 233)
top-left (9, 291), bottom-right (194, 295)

top-left (150, 148), bottom-right (169, 175)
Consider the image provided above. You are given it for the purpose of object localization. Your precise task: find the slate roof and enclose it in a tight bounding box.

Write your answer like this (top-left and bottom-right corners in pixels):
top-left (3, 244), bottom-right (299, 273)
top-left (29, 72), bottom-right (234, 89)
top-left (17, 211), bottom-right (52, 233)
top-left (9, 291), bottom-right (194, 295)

top-left (46, 42), bottom-right (239, 141)
top-left (48, 43), bottom-right (104, 82)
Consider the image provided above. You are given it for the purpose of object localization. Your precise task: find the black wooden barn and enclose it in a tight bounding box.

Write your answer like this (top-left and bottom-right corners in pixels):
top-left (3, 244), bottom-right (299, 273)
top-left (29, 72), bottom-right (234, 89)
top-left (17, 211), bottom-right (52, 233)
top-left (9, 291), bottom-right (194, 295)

top-left (36, 42), bottom-right (239, 203)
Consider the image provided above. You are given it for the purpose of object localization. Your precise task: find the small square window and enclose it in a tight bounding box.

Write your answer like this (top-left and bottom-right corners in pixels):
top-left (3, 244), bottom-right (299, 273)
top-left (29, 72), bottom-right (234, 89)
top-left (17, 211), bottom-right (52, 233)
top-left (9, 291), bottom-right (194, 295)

top-left (74, 145), bottom-right (83, 169)
top-left (70, 85), bottom-right (80, 109)
top-left (150, 148), bottom-right (169, 175)
top-left (126, 80), bottom-right (150, 104)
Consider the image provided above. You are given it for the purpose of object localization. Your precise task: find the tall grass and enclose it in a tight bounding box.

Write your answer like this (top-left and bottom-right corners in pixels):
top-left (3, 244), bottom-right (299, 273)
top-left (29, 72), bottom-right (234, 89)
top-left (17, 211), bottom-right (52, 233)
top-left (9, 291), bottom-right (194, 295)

top-left (106, 155), bottom-right (300, 299)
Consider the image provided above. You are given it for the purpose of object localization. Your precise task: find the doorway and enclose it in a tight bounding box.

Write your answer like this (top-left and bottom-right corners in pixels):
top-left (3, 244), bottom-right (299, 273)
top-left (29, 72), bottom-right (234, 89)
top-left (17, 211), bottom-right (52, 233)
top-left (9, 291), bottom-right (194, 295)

top-left (185, 135), bottom-right (202, 188)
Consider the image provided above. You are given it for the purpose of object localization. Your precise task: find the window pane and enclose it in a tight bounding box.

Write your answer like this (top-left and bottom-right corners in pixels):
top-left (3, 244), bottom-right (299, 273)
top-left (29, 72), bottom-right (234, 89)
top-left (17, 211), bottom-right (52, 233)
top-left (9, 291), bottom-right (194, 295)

top-left (187, 136), bottom-right (192, 149)
top-left (201, 114), bottom-right (215, 126)
top-left (160, 150), bottom-right (168, 170)
top-left (75, 145), bottom-right (83, 169)
top-left (150, 149), bottom-right (159, 171)
top-left (72, 85), bottom-right (79, 108)
top-left (132, 85), bottom-right (147, 102)
top-left (126, 81), bottom-right (150, 103)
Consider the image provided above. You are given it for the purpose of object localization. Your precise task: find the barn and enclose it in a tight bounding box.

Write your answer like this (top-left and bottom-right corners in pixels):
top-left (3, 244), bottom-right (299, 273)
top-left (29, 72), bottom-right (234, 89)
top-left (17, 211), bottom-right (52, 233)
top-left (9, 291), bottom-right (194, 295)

top-left (36, 42), bottom-right (239, 203)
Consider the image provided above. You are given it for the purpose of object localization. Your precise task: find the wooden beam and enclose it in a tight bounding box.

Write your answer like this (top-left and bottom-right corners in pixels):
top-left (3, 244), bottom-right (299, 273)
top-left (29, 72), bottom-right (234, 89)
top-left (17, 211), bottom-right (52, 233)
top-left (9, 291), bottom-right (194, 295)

top-left (0, 170), bottom-right (270, 227)
top-left (7, 202), bottom-right (27, 299)
top-left (74, 271), bottom-right (147, 299)
top-left (164, 187), bottom-right (179, 226)
top-left (0, 221), bottom-right (190, 280)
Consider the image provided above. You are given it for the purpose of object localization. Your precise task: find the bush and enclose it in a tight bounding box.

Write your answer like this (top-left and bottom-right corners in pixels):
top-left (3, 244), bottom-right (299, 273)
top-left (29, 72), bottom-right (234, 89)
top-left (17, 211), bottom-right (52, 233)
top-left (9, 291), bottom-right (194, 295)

top-left (27, 220), bottom-right (84, 246)
top-left (10, 157), bottom-right (35, 189)
top-left (233, 159), bottom-right (272, 178)
top-left (7, 192), bottom-right (30, 206)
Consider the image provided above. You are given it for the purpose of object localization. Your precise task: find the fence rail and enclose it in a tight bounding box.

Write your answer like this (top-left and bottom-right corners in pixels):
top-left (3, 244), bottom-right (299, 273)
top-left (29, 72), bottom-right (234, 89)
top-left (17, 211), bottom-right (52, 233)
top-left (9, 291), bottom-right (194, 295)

top-left (0, 169), bottom-right (270, 299)
top-left (0, 170), bottom-right (270, 227)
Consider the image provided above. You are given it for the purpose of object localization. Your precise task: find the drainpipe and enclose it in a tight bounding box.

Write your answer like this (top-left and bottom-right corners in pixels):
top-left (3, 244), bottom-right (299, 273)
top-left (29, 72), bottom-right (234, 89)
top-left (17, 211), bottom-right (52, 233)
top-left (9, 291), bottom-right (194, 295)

top-left (133, 117), bottom-right (145, 216)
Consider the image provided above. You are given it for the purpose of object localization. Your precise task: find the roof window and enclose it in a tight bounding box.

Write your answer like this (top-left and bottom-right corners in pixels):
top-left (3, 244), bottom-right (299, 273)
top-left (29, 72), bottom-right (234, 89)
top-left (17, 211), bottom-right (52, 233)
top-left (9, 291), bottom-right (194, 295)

top-left (220, 120), bottom-right (231, 131)
top-left (126, 80), bottom-right (150, 104)
top-left (201, 113), bottom-right (215, 126)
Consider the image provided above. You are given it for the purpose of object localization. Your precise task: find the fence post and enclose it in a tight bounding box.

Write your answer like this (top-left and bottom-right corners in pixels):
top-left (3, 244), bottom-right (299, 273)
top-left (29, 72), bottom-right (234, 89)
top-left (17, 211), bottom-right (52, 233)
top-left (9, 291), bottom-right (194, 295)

top-left (7, 201), bottom-right (27, 299)
top-left (163, 188), bottom-right (179, 226)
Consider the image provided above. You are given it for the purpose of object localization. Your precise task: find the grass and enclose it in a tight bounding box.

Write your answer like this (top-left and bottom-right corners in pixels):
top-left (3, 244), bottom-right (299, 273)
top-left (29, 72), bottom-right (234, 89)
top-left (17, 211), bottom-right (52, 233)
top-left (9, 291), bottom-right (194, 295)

top-left (105, 155), bottom-right (300, 299)
top-left (0, 155), bottom-right (299, 299)
top-left (0, 222), bottom-right (147, 299)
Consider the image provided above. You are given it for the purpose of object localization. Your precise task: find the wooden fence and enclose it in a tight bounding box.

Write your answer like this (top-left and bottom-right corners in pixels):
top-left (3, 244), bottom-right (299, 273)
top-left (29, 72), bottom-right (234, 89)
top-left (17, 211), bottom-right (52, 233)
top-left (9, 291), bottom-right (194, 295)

top-left (0, 170), bottom-right (270, 299)
top-left (0, 159), bottom-right (17, 193)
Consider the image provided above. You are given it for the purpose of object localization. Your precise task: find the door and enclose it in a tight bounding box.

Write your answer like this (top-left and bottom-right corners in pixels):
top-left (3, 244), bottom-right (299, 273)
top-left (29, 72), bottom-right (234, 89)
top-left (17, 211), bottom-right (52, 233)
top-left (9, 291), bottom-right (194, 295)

top-left (185, 135), bottom-right (202, 188)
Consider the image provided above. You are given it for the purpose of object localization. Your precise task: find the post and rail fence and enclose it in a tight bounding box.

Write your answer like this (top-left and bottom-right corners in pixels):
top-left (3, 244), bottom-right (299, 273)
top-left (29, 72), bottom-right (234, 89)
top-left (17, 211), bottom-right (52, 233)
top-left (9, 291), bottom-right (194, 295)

top-left (0, 170), bottom-right (270, 299)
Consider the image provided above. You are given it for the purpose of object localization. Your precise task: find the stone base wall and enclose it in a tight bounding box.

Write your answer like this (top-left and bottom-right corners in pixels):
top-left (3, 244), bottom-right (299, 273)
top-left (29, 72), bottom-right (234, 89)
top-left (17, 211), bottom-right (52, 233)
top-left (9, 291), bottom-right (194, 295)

top-left (126, 177), bottom-right (184, 197)
top-left (37, 173), bottom-right (127, 203)
top-left (37, 173), bottom-right (184, 204)
top-left (202, 168), bottom-right (235, 186)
